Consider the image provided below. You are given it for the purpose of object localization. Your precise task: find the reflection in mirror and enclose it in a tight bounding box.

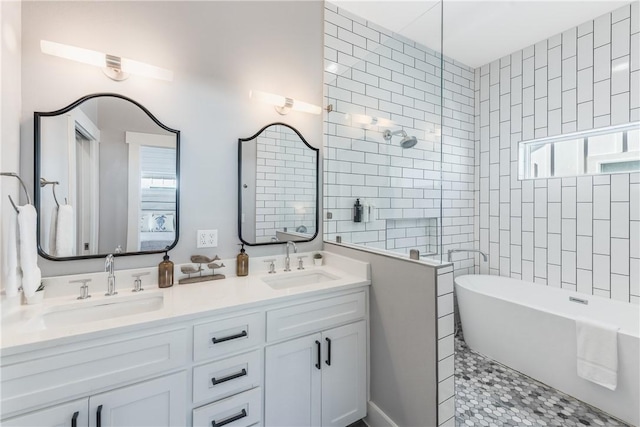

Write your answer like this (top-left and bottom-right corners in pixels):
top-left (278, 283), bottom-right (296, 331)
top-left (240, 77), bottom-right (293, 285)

top-left (35, 94), bottom-right (180, 260)
top-left (239, 123), bottom-right (319, 245)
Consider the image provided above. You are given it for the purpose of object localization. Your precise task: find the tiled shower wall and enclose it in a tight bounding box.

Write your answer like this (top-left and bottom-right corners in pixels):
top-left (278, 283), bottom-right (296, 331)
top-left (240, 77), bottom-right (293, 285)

top-left (323, 3), bottom-right (476, 274)
top-left (474, 2), bottom-right (640, 303)
top-left (255, 129), bottom-right (317, 243)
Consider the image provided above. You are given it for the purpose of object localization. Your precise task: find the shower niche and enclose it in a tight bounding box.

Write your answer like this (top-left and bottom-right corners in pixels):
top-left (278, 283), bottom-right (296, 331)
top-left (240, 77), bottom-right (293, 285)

top-left (385, 217), bottom-right (439, 257)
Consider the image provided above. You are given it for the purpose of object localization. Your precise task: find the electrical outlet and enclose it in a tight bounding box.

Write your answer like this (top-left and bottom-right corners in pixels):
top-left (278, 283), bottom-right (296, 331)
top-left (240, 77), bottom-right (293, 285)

top-left (197, 229), bottom-right (218, 248)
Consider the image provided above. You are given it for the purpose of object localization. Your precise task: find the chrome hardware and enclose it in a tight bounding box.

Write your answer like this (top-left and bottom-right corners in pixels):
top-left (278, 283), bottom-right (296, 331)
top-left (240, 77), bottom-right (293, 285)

top-left (447, 249), bottom-right (488, 263)
top-left (264, 259), bottom-right (276, 274)
top-left (71, 278), bottom-right (92, 300)
top-left (105, 254), bottom-right (117, 296)
top-left (297, 256), bottom-right (307, 270)
top-left (570, 296), bottom-right (589, 305)
top-left (284, 241), bottom-right (298, 272)
top-left (131, 272), bottom-right (150, 292)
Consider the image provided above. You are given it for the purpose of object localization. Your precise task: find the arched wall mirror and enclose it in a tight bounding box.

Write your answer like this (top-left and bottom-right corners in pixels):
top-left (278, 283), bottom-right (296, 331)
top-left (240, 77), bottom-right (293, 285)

top-left (238, 123), bottom-right (319, 245)
top-left (34, 93), bottom-right (180, 260)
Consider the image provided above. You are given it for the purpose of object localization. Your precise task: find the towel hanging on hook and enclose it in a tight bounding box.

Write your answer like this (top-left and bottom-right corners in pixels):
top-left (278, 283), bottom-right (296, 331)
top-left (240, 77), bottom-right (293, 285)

top-left (0, 172), bottom-right (32, 213)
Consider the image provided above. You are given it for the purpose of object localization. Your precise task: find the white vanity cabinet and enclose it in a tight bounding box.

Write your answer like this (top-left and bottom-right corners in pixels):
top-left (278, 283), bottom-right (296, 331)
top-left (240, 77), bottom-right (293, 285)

top-left (88, 372), bottom-right (186, 427)
top-left (1, 399), bottom-right (89, 427)
top-left (2, 373), bottom-right (186, 427)
top-left (2, 276), bottom-right (369, 427)
top-left (264, 292), bottom-right (367, 427)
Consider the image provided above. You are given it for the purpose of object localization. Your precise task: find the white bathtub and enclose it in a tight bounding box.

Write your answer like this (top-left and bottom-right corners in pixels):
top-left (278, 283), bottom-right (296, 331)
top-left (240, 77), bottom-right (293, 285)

top-left (455, 274), bottom-right (640, 426)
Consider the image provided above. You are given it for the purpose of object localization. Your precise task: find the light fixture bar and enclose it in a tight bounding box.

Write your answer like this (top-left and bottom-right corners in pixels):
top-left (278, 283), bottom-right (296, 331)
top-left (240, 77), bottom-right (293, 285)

top-left (249, 89), bottom-right (322, 115)
top-left (40, 40), bottom-right (173, 82)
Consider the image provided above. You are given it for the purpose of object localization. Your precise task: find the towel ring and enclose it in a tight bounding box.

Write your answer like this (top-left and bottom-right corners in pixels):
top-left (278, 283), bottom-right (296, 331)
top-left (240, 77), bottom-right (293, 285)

top-left (40, 178), bottom-right (61, 207)
top-left (0, 172), bottom-right (31, 213)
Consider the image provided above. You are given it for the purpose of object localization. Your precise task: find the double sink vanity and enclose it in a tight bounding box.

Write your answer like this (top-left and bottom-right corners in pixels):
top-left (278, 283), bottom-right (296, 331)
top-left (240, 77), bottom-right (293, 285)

top-left (0, 252), bottom-right (371, 427)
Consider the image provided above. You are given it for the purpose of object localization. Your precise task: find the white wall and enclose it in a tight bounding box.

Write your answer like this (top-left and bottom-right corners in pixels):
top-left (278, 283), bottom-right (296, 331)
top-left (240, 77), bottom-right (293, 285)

top-left (20, 1), bottom-right (324, 276)
top-left (474, 2), bottom-right (640, 303)
top-left (1, 0), bottom-right (22, 294)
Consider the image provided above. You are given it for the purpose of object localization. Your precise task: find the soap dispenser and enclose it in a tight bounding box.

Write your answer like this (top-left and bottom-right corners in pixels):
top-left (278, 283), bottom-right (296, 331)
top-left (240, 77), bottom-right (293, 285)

top-left (158, 250), bottom-right (174, 288)
top-left (237, 243), bottom-right (249, 277)
top-left (354, 198), bottom-right (363, 223)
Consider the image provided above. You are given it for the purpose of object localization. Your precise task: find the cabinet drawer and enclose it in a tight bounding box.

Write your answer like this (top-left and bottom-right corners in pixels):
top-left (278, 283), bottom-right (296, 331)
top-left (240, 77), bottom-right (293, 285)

top-left (0, 328), bottom-right (187, 417)
top-left (193, 387), bottom-right (261, 427)
top-left (193, 313), bottom-right (264, 361)
top-left (193, 350), bottom-right (262, 405)
top-left (266, 291), bottom-right (365, 342)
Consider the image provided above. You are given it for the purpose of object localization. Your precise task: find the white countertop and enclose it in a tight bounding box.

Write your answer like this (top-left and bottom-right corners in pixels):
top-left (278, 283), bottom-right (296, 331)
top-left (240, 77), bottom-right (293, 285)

top-left (0, 252), bottom-right (370, 354)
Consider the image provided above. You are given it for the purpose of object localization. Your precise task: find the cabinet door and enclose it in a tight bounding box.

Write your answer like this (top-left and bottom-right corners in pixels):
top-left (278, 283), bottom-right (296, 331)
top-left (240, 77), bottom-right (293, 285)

top-left (265, 333), bottom-right (321, 427)
top-left (88, 372), bottom-right (186, 427)
top-left (2, 399), bottom-right (88, 427)
top-left (321, 321), bottom-right (367, 427)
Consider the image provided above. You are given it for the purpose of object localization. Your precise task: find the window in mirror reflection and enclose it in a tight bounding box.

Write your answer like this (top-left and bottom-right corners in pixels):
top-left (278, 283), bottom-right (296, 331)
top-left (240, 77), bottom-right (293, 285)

top-left (36, 94), bottom-right (179, 259)
top-left (519, 123), bottom-right (640, 179)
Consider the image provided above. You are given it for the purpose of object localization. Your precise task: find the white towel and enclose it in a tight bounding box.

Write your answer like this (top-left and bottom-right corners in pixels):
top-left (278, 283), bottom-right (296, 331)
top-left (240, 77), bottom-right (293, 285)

top-left (55, 204), bottom-right (74, 257)
top-left (49, 206), bottom-right (58, 255)
top-left (576, 317), bottom-right (619, 390)
top-left (1, 208), bottom-right (21, 297)
top-left (17, 204), bottom-right (41, 298)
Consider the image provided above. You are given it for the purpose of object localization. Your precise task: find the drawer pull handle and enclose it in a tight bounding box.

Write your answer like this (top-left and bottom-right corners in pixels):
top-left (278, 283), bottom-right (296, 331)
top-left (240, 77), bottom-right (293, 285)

top-left (212, 368), bottom-right (247, 386)
top-left (211, 408), bottom-right (247, 427)
top-left (97, 405), bottom-right (103, 427)
top-left (212, 330), bottom-right (247, 344)
top-left (71, 411), bottom-right (79, 427)
top-left (325, 337), bottom-right (332, 366)
top-left (315, 340), bottom-right (321, 370)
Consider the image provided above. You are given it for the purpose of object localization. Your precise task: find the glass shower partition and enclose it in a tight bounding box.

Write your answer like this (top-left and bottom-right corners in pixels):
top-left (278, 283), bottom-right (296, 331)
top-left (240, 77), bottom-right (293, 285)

top-left (322, 1), bottom-right (448, 264)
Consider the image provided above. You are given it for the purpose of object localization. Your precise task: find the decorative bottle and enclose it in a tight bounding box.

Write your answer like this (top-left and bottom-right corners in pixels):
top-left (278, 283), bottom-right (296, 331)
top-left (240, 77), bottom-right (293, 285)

top-left (158, 251), bottom-right (174, 288)
top-left (237, 243), bottom-right (249, 277)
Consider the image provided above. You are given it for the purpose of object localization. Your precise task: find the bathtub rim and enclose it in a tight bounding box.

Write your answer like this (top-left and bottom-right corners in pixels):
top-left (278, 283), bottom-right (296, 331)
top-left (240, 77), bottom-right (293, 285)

top-left (454, 274), bottom-right (639, 339)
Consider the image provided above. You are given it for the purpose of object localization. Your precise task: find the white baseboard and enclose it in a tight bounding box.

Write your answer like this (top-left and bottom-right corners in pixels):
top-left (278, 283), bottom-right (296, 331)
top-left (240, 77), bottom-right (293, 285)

top-left (364, 401), bottom-right (398, 427)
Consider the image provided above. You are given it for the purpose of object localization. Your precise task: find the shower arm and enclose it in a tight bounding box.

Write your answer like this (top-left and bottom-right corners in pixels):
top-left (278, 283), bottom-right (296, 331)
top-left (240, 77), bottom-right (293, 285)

top-left (383, 129), bottom-right (408, 141)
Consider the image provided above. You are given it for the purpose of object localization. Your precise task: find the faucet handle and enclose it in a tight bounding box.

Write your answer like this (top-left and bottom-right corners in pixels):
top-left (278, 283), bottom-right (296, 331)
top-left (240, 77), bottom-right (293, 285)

top-left (131, 272), bottom-right (149, 293)
top-left (297, 256), bottom-right (308, 270)
top-left (70, 278), bottom-right (92, 300)
top-left (263, 259), bottom-right (276, 274)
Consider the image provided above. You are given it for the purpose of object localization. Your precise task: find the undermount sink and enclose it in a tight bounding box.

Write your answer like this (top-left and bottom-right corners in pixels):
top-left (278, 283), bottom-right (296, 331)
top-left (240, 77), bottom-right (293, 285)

top-left (41, 293), bottom-right (164, 328)
top-left (262, 270), bottom-right (339, 290)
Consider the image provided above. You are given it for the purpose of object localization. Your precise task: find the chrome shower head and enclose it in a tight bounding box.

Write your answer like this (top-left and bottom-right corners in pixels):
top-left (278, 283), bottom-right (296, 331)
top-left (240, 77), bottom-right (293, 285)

top-left (382, 129), bottom-right (418, 149)
top-left (399, 134), bottom-right (418, 149)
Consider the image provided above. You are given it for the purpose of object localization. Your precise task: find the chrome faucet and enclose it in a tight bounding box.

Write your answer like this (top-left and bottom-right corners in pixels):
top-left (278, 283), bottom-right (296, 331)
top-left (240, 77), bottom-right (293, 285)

top-left (447, 249), bottom-right (488, 263)
top-left (284, 241), bottom-right (297, 272)
top-left (105, 254), bottom-right (117, 296)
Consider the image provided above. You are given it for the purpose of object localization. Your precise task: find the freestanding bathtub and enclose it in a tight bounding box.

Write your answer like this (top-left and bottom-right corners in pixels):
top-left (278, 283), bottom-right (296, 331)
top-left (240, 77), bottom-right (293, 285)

top-left (455, 274), bottom-right (640, 426)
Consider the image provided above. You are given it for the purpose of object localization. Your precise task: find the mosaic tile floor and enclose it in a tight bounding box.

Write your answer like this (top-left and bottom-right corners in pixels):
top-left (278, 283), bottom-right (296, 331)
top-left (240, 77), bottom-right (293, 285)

top-left (455, 335), bottom-right (630, 427)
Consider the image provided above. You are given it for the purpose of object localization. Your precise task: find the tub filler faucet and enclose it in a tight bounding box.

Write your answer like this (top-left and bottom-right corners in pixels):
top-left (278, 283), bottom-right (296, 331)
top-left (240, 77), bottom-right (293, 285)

top-left (447, 249), bottom-right (488, 263)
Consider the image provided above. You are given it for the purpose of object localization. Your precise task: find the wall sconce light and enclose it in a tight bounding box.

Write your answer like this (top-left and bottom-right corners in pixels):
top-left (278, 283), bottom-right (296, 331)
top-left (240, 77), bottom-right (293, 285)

top-left (40, 40), bottom-right (173, 82)
top-left (249, 90), bottom-right (322, 115)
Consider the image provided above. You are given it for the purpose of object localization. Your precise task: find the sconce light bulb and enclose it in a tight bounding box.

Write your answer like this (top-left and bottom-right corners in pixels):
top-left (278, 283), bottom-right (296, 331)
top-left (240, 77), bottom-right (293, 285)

top-left (40, 40), bottom-right (173, 82)
top-left (250, 89), bottom-right (321, 115)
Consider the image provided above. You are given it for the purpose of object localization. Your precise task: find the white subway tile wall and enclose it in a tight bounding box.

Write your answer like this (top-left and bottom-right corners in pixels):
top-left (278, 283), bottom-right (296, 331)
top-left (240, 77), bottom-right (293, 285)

top-left (323, 4), bottom-right (475, 274)
top-left (475, 3), bottom-right (640, 303)
top-left (255, 129), bottom-right (317, 243)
